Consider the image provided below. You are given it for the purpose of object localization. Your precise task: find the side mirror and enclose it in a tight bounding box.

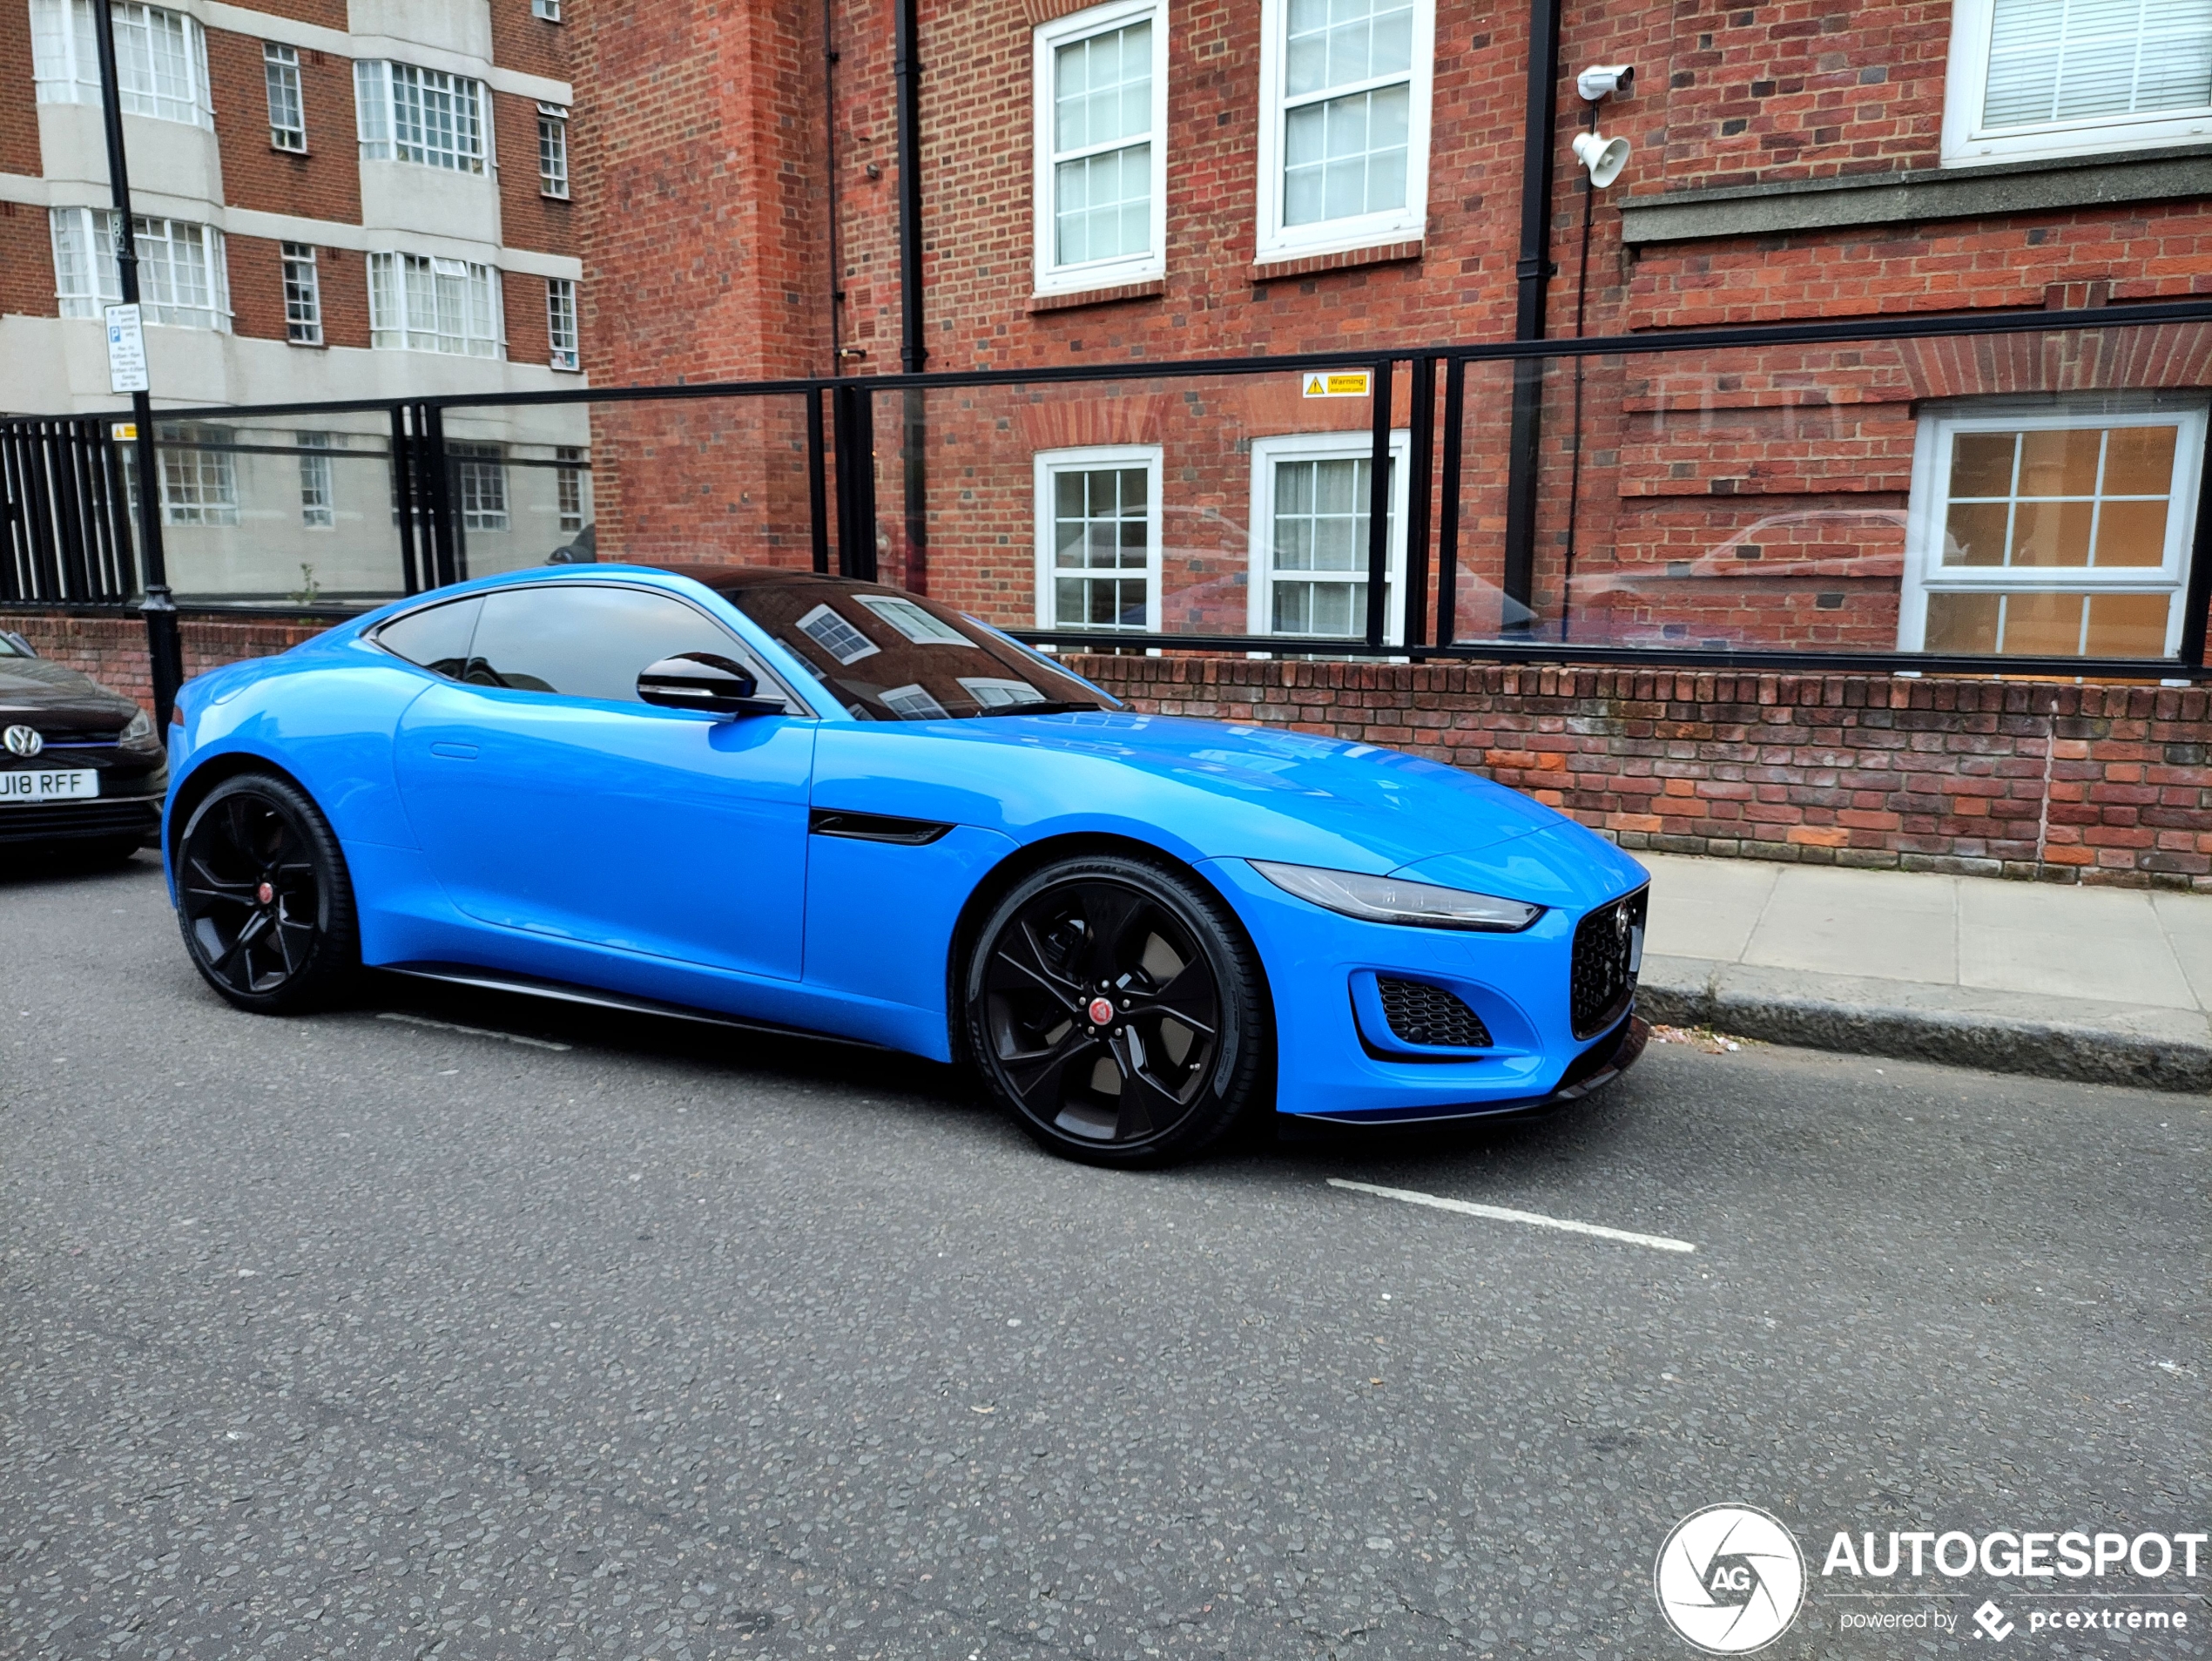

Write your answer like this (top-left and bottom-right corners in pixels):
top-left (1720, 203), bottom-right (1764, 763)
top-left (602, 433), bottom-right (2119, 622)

top-left (637, 652), bottom-right (785, 717)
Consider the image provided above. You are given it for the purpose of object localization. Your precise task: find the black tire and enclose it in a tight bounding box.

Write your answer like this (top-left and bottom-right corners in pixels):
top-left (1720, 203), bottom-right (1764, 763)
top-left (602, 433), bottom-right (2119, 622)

top-left (963, 853), bottom-right (1271, 1166)
top-left (174, 773), bottom-right (360, 1014)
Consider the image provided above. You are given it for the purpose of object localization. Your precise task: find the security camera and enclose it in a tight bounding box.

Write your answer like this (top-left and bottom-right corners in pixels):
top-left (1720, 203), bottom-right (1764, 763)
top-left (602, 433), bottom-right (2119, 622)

top-left (1575, 64), bottom-right (1635, 102)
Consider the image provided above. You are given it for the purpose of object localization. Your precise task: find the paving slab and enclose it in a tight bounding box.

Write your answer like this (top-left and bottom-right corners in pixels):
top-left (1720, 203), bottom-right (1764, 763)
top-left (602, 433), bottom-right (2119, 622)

top-left (1635, 852), bottom-right (2212, 1091)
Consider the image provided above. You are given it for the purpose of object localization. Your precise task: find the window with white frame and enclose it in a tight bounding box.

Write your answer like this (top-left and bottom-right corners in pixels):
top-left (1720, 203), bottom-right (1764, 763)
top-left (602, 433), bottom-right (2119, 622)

top-left (368, 252), bottom-right (502, 356)
top-left (532, 0), bottom-right (562, 18)
top-left (1943, 0), bottom-right (2212, 163)
top-left (265, 41), bottom-right (306, 151)
top-left (1254, 0), bottom-right (1432, 261)
top-left (556, 445), bottom-right (585, 532)
top-left (297, 433), bottom-right (334, 528)
top-left (51, 207), bottom-right (230, 329)
top-left (355, 60), bottom-right (488, 172)
top-left (1248, 430), bottom-right (1409, 641)
top-left (158, 425), bottom-right (238, 526)
top-left (1899, 402), bottom-right (2207, 659)
top-left (452, 442), bottom-right (509, 532)
top-left (281, 242), bottom-right (322, 344)
top-left (30, 0), bottom-right (213, 126)
top-left (1034, 447), bottom-right (1163, 631)
top-left (546, 278), bottom-right (579, 369)
top-left (538, 103), bottom-right (570, 197)
top-left (1032, 1), bottom-right (1166, 295)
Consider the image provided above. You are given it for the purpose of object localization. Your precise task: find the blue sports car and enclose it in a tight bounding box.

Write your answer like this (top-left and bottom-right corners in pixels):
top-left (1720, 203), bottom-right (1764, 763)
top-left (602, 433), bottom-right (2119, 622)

top-left (162, 565), bottom-right (1649, 1165)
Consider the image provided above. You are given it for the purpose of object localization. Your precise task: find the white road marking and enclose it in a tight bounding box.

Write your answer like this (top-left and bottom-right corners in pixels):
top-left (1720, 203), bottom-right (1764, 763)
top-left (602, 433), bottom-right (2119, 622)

top-left (1325, 1178), bottom-right (1696, 1253)
top-left (375, 1011), bottom-right (571, 1051)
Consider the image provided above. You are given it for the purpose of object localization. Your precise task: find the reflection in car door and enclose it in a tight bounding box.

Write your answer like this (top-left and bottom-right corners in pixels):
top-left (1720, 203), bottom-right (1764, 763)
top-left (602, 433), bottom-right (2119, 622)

top-left (392, 584), bottom-right (815, 981)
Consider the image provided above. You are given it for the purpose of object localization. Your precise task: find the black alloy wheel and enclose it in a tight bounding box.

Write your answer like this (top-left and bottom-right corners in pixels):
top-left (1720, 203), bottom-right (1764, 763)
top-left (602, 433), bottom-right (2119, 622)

top-left (176, 773), bottom-right (359, 1013)
top-left (965, 854), bottom-right (1269, 1165)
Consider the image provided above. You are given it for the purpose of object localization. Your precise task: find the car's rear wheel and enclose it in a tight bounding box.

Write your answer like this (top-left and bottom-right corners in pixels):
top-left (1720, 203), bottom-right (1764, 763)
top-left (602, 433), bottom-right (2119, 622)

top-left (963, 853), bottom-right (1269, 1166)
top-left (175, 773), bottom-right (359, 1014)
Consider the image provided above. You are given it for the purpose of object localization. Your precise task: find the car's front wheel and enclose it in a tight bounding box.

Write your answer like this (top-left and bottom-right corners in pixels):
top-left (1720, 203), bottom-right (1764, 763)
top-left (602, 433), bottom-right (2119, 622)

top-left (175, 773), bottom-right (360, 1014)
top-left (963, 853), bottom-right (1269, 1165)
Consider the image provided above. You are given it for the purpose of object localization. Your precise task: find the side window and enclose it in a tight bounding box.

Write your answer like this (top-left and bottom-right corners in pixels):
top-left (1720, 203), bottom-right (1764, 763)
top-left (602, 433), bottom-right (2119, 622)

top-left (463, 586), bottom-right (791, 706)
top-left (374, 596), bottom-right (482, 679)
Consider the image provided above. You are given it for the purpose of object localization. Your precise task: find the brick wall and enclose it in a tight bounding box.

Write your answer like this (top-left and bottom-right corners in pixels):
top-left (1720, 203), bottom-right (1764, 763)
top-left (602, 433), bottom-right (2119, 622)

top-left (226, 232), bottom-right (291, 341)
top-left (490, 0), bottom-right (572, 86)
top-left (1069, 654), bottom-right (2212, 888)
top-left (205, 29), bottom-right (364, 223)
top-left (0, 204), bottom-right (55, 321)
top-left (495, 91), bottom-right (576, 257)
top-left (6, 604), bottom-right (2203, 888)
top-left (0, 0), bottom-right (37, 177)
top-left (315, 246), bottom-right (370, 350)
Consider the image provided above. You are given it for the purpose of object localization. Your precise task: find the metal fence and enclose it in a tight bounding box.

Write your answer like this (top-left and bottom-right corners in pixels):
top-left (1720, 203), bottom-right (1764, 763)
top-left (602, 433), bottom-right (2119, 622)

top-left (7, 298), bottom-right (2212, 680)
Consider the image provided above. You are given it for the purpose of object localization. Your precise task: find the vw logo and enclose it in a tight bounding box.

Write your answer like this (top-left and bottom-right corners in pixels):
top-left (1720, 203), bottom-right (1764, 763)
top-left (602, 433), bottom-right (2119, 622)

top-left (1655, 1504), bottom-right (1805, 1653)
top-left (2, 724), bottom-right (43, 758)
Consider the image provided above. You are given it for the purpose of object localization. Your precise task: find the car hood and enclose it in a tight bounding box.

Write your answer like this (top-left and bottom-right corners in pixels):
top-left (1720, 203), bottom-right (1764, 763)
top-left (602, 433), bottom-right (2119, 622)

top-left (813, 710), bottom-right (1596, 876)
top-left (0, 656), bottom-right (140, 730)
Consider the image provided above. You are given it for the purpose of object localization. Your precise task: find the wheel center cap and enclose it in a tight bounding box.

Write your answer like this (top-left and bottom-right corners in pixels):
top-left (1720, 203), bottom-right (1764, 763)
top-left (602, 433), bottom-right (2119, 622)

top-left (1087, 996), bottom-right (1115, 1026)
top-left (257, 881), bottom-right (274, 905)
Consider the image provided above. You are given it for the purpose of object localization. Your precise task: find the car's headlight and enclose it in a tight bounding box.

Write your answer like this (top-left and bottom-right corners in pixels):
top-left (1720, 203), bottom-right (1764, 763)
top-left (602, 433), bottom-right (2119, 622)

top-left (1251, 861), bottom-right (1543, 933)
top-left (120, 708), bottom-right (153, 744)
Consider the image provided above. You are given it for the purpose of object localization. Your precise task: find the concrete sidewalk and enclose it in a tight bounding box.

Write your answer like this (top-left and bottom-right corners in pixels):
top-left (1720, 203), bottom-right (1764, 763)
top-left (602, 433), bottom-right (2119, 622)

top-left (1635, 854), bottom-right (2212, 1092)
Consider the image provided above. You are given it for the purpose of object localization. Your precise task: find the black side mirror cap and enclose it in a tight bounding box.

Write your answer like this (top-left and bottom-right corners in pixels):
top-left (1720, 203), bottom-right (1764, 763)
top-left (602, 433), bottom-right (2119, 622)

top-left (637, 652), bottom-right (786, 718)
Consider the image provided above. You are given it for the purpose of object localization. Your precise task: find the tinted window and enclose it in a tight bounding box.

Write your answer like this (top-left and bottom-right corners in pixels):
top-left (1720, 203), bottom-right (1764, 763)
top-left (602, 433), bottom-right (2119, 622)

top-left (374, 596), bottom-right (481, 679)
top-left (464, 585), bottom-right (787, 706)
top-left (720, 580), bottom-right (1108, 720)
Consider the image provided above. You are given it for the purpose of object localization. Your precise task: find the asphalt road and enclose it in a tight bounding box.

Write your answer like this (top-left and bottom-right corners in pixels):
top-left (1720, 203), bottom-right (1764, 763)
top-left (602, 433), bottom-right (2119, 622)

top-left (3, 856), bottom-right (2206, 1661)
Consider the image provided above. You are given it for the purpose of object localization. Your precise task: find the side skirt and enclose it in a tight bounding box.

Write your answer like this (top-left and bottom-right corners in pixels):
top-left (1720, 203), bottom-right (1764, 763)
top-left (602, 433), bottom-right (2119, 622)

top-left (380, 961), bottom-right (895, 1053)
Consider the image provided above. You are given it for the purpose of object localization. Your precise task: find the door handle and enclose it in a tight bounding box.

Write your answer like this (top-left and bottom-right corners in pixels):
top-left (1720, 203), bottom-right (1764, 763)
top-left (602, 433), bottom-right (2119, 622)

top-left (428, 742), bottom-right (480, 760)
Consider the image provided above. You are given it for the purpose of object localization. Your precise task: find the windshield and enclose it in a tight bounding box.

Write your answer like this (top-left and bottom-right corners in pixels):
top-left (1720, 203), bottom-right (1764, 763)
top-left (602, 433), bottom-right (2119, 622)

top-left (713, 575), bottom-right (1112, 721)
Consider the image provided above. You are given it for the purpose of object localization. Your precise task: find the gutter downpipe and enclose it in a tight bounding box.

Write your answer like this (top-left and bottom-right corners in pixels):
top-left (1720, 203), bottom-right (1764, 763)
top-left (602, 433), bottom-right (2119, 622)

top-left (1501, 0), bottom-right (1564, 634)
top-left (894, 0), bottom-right (927, 591)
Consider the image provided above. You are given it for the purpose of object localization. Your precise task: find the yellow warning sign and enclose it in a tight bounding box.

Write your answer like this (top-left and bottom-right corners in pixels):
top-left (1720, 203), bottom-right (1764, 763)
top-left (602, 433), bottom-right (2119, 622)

top-left (111, 422), bottom-right (137, 441)
top-left (1301, 371), bottom-right (1372, 398)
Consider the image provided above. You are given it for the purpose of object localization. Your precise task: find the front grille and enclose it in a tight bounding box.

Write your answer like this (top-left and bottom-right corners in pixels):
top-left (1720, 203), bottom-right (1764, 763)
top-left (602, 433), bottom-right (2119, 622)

top-left (1376, 977), bottom-right (1494, 1049)
top-left (0, 798), bottom-right (160, 844)
top-left (33, 727), bottom-right (125, 748)
top-left (1570, 887), bottom-right (1648, 1039)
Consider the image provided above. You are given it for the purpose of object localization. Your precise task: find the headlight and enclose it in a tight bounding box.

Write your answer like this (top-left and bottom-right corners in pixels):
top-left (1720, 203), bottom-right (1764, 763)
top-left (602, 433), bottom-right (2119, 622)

top-left (121, 708), bottom-right (153, 743)
top-left (1251, 861), bottom-right (1543, 933)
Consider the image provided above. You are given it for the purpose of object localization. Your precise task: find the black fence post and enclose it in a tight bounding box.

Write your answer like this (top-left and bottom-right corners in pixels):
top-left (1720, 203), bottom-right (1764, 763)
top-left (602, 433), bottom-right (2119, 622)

top-left (1435, 357), bottom-right (1465, 650)
top-left (833, 382), bottom-right (877, 581)
top-left (1364, 358), bottom-right (1395, 651)
top-left (1404, 354), bottom-right (1436, 650)
top-left (806, 388), bottom-right (831, 576)
top-left (422, 405), bottom-right (463, 587)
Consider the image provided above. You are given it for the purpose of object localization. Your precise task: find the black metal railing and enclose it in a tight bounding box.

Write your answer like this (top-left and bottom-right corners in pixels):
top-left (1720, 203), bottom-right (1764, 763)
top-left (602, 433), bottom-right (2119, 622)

top-left (5, 296), bottom-right (2210, 679)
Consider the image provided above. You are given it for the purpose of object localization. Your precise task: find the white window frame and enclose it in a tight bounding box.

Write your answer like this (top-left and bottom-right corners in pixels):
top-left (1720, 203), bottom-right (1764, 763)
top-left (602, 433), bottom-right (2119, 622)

top-left (1941, 0), bottom-right (2212, 165)
top-left (1033, 444), bottom-right (1164, 631)
top-left (556, 445), bottom-right (585, 532)
top-left (537, 102), bottom-right (570, 198)
top-left (31, 0), bottom-right (214, 127)
top-left (296, 432), bottom-right (334, 529)
top-left (367, 251), bottom-right (504, 357)
top-left (158, 424), bottom-right (239, 527)
top-left (452, 442), bottom-right (509, 533)
top-left (280, 241), bottom-right (322, 344)
top-left (50, 206), bottom-right (230, 329)
top-left (1252, 0), bottom-right (1432, 263)
top-left (354, 59), bottom-right (490, 173)
top-left (264, 40), bottom-right (306, 152)
top-left (546, 277), bottom-right (579, 370)
top-left (532, 0), bottom-right (562, 18)
top-left (1898, 398), bottom-right (2208, 657)
top-left (1030, 0), bottom-right (1168, 297)
top-left (1247, 429), bottom-right (1411, 644)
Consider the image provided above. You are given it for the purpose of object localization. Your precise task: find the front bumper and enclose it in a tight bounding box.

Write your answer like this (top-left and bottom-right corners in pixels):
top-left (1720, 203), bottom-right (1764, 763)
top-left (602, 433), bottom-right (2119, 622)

top-left (1198, 854), bottom-right (1648, 1121)
top-left (0, 793), bottom-right (164, 847)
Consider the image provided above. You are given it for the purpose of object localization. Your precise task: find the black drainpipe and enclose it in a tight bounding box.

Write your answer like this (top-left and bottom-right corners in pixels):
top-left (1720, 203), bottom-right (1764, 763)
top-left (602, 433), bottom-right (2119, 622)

top-left (1501, 0), bottom-right (1564, 633)
top-left (894, 0), bottom-right (928, 591)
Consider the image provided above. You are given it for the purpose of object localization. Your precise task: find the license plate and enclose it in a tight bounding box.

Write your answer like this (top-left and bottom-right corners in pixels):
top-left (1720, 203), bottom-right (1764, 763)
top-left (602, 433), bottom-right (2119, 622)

top-left (0, 768), bottom-right (99, 804)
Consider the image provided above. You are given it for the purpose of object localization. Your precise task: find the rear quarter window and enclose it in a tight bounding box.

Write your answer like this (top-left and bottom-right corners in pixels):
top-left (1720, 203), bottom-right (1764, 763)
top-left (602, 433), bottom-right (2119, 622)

top-left (373, 597), bottom-right (482, 679)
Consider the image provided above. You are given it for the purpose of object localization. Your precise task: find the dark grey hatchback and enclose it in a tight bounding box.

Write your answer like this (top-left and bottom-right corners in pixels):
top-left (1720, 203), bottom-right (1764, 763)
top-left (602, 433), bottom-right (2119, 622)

top-left (0, 632), bottom-right (166, 862)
